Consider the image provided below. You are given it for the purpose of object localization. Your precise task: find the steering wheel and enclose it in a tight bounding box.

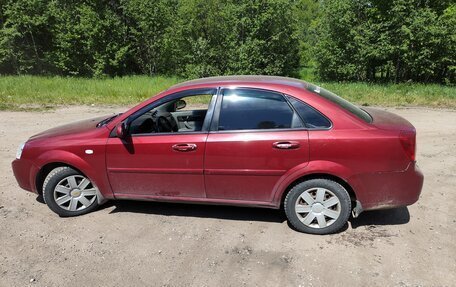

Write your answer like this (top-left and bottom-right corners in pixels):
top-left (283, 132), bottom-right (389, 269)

top-left (156, 113), bottom-right (178, 132)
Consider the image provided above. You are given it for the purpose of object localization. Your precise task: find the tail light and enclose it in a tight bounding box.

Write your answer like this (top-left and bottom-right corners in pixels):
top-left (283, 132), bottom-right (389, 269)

top-left (399, 130), bottom-right (416, 161)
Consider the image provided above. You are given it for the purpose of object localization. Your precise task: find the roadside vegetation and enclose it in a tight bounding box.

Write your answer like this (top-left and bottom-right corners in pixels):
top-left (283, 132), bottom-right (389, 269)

top-left (1, 76), bottom-right (455, 110)
top-left (0, 76), bottom-right (180, 110)
top-left (1, 0), bottom-right (454, 83)
top-left (0, 0), bottom-right (454, 110)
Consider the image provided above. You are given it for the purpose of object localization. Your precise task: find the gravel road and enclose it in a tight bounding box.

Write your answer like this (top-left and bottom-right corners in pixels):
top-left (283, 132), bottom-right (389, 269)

top-left (0, 106), bottom-right (455, 287)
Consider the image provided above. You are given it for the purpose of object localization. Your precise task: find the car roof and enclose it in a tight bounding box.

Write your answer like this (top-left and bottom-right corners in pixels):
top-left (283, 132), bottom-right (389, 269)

top-left (169, 75), bottom-right (310, 90)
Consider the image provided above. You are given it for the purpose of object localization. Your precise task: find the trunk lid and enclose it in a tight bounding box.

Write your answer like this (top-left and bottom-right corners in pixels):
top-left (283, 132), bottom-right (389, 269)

top-left (364, 107), bottom-right (416, 161)
top-left (363, 107), bottom-right (415, 131)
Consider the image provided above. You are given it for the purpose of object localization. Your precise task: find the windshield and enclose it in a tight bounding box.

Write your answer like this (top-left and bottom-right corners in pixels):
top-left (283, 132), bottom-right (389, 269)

top-left (97, 113), bottom-right (122, 127)
top-left (304, 83), bottom-right (372, 123)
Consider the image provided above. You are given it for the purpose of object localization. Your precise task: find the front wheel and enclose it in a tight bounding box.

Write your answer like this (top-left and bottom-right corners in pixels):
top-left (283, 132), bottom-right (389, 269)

top-left (43, 167), bottom-right (99, 217)
top-left (284, 179), bottom-right (351, 234)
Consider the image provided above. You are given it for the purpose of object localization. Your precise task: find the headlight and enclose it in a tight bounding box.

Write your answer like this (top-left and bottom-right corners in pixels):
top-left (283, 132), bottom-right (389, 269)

top-left (16, 142), bottom-right (26, 159)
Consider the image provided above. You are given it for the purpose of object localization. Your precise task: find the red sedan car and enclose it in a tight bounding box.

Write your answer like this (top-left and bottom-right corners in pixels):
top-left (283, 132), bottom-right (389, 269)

top-left (12, 76), bottom-right (423, 234)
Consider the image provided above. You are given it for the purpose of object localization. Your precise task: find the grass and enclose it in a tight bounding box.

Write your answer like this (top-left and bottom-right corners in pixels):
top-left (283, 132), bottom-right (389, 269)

top-left (0, 75), bottom-right (181, 110)
top-left (319, 82), bottom-right (456, 108)
top-left (0, 75), bottom-right (455, 110)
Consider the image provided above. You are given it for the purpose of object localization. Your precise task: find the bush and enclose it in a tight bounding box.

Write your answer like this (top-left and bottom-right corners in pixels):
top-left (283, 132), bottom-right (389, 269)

top-left (314, 0), bottom-right (455, 83)
top-left (0, 0), bottom-right (301, 78)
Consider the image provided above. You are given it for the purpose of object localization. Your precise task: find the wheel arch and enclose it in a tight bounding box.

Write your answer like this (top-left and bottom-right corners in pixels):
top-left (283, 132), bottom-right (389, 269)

top-left (35, 162), bottom-right (84, 195)
top-left (33, 149), bottom-right (112, 203)
top-left (277, 173), bottom-right (357, 209)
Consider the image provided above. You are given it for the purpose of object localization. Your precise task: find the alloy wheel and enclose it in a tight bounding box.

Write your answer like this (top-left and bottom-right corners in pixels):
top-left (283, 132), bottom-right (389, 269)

top-left (53, 175), bottom-right (97, 211)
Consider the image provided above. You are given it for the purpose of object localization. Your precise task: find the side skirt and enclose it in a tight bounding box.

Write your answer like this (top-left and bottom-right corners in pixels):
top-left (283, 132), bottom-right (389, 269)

top-left (113, 193), bottom-right (279, 209)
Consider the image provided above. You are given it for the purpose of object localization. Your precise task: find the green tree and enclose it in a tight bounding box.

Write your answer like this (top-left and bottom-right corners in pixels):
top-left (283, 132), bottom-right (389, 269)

top-left (167, 0), bottom-right (230, 78)
top-left (438, 4), bottom-right (456, 84)
top-left (49, 0), bottom-right (131, 76)
top-left (226, 0), bottom-right (300, 76)
top-left (291, 0), bottom-right (320, 68)
top-left (314, 0), bottom-right (455, 83)
top-left (170, 0), bottom-right (301, 78)
top-left (0, 0), bottom-right (54, 74)
top-left (123, 0), bottom-right (177, 76)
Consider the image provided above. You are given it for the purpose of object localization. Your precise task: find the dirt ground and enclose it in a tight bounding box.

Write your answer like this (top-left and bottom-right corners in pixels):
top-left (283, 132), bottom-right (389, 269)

top-left (0, 106), bottom-right (455, 287)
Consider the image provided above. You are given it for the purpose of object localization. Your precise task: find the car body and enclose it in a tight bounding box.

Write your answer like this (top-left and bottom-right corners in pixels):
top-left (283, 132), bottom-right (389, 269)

top-left (12, 76), bottom-right (423, 234)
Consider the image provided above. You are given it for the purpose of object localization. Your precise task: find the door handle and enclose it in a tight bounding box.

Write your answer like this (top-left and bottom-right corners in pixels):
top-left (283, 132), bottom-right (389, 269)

top-left (272, 141), bottom-right (300, 149)
top-left (172, 143), bottom-right (197, 152)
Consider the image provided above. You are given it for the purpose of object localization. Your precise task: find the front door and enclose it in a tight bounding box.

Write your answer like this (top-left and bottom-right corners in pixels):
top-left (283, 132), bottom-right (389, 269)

top-left (106, 89), bottom-right (217, 198)
top-left (204, 88), bottom-right (310, 203)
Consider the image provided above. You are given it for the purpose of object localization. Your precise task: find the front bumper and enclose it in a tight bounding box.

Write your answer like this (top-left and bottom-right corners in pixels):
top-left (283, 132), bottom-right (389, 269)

top-left (12, 159), bottom-right (37, 193)
top-left (351, 162), bottom-right (424, 211)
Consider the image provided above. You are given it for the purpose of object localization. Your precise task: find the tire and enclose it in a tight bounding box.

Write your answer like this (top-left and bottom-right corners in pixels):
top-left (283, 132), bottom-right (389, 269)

top-left (284, 179), bottom-right (351, 235)
top-left (43, 167), bottom-right (99, 217)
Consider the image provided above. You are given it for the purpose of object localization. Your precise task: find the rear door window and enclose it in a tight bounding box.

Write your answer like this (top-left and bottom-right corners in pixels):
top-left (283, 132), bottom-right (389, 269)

top-left (218, 89), bottom-right (302, 131)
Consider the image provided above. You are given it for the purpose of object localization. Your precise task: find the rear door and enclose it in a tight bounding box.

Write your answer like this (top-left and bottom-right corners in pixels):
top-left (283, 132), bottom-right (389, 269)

top-left (204, 88), bottom-right (310, 203)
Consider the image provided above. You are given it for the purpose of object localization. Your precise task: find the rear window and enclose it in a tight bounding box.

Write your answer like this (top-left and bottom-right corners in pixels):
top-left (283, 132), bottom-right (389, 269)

top-left (305, 83), bottom-right (372, 123)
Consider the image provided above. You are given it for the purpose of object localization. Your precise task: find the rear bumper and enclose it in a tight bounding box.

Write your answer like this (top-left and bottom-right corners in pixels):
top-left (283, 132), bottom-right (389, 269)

top-left (12, 159), bottom-right (38, 193)
top-left (352, 162), bottom-right (424, 211)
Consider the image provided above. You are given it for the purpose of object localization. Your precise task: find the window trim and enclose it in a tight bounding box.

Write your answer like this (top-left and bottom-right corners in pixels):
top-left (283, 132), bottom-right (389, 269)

top-left (210, 87), bottom-right (308, 133)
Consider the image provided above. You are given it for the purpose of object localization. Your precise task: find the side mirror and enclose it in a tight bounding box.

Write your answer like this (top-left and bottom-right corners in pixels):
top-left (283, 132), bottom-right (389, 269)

top-left (115, 122), bottom-right (128, 139)
top-left (175, 99), bottom-right (186, 110)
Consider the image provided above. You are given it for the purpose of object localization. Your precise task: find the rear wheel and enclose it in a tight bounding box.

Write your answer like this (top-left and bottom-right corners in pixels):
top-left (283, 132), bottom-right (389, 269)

top-left (43, 167), bottom-right (99, 217)
top-left (284, 179), bottom-right (351, 234)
